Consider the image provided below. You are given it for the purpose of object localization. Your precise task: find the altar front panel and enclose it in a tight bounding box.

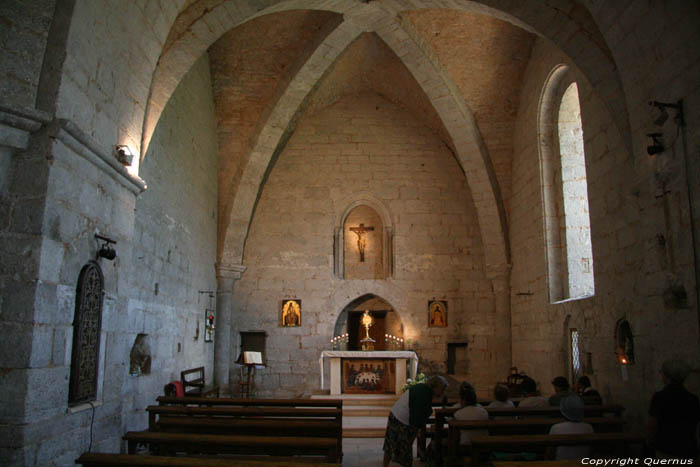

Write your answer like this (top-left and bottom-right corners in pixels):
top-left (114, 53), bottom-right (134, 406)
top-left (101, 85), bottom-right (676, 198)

top-left (342, 358), bottom-right (396, 394)
top-left (320, 351), bottom-right (417, 396)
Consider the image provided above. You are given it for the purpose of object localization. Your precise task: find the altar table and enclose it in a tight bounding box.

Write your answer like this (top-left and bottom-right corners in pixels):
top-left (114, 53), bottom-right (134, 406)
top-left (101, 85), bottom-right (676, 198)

top-left (319, 351), bottom-right (418, 395)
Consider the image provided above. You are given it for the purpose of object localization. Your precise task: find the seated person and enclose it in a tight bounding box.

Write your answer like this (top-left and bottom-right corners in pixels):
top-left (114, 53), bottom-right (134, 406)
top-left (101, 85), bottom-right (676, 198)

top-left (576, 376), bottom-right (603, 405)
top-left (548, 376), bottom-right (575, 406)
top-left (487, 384), bottom-right (514, 408)
top-left (454, 382), bottom-right (489, 447)
top-left (517, 376), bottom-right (548, 408)
top-left (648, 359), bottom-right (700, 459)
top-left (548, 395), bottom-right (594, 460)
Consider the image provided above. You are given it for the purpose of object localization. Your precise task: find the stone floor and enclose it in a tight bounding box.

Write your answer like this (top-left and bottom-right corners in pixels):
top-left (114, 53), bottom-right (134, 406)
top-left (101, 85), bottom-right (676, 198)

top-left (342, 437), bottom-right (429, 467)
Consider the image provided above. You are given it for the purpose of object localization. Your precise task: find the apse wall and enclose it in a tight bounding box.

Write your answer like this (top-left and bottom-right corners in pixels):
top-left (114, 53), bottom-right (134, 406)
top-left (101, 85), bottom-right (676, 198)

top-left (510, 37), bottom-right (700, 428)
top-left (234, 92), bottom-right (504, 397)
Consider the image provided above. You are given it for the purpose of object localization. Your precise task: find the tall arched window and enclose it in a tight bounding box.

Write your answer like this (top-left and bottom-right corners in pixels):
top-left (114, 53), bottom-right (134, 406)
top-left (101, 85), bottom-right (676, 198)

top-left (539, 66), bottom-right (594, 302)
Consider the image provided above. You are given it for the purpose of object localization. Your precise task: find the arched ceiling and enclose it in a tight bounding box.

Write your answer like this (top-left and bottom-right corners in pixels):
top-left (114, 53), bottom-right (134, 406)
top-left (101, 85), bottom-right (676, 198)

top-left (141, 0), bottom-right (629, 282)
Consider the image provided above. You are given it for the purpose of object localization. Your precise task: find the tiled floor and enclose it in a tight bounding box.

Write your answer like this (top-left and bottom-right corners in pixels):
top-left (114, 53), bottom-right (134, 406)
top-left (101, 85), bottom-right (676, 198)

top-left (342, 437), bottom-right (429, 467)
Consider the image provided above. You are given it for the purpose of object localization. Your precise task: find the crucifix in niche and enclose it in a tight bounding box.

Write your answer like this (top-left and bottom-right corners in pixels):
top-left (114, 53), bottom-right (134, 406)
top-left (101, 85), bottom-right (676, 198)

top-left (349, 223), bottom-right (374, 262)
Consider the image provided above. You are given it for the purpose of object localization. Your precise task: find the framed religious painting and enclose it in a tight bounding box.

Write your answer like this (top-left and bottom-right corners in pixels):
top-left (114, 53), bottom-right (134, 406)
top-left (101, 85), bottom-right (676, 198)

top-left (280, 299), bottom-right (301, 327)
top-left (428, 300), bottom-right (447, 327)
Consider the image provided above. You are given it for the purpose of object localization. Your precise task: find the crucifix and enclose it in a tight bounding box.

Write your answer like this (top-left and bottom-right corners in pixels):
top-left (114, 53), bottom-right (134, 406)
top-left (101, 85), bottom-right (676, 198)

top-left (349, 223), bottom-right (374, 262)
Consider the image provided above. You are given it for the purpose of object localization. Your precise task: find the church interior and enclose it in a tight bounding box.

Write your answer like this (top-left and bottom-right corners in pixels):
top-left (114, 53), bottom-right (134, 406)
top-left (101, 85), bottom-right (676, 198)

top-left (1, 0), bottom-right (700, 465)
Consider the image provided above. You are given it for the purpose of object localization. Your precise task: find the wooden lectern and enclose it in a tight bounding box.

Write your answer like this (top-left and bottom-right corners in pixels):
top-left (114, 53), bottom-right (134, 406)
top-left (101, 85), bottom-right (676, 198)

top-left (238, 351), bottom-right (263, 398)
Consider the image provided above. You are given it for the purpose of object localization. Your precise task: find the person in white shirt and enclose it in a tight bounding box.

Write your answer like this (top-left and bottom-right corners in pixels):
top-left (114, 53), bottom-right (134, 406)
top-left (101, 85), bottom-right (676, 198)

top-left (487, 384), bottom-right (515, 408)
top-left (517, 376), bottom-right (548, 408)
top-left (548, 394), bottom-right (594, 460)
top-left (453, 382), bottom-right (489, 446)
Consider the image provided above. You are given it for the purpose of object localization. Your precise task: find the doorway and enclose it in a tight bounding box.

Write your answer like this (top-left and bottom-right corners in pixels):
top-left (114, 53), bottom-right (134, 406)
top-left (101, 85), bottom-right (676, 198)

top-left (447, 342), bottom-right (468, 375)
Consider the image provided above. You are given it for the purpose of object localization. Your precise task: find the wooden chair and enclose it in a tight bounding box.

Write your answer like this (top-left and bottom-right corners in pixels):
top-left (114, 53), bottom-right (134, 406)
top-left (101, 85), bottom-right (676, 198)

top-left (180, 367), bottom-right (219, 397)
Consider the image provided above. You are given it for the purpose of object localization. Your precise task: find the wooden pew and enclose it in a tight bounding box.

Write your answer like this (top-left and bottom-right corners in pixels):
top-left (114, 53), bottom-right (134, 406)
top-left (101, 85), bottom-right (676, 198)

top-left (453, 432), bottom-right (645, 466)
top-left (145, 405), bottom-right (343, 462)
top-left (122, 431), bottom-right (339, 462)
top-left (156, 396), bottom-right (342, 410)
top-left (146, 405), bottom-right (343, 430)
top-left (448, 417), bottom-right (624, 436)
top-left (76, 452), bottom-right (341, 466)
top-left (430, 405), bottom-right (625, 466)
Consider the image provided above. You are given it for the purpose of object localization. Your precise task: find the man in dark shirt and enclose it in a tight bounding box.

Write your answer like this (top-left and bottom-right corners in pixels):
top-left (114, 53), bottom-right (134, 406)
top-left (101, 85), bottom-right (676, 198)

top-left (549, 376), bottom-right (575, 406)
top-left (648, 359), bottom-right (700, 459)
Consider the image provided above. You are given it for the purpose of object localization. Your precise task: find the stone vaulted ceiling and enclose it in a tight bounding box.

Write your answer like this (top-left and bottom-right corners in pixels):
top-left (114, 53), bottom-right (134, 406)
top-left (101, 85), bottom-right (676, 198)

top-left (148, 1), bottom-right (619, 279)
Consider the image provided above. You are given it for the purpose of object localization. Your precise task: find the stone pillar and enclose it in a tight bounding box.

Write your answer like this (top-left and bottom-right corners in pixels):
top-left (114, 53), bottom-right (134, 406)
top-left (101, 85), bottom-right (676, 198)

top-left (214, 264), bottom-right (246, 394)
top-left (488, 266), bottom-right (512, 381)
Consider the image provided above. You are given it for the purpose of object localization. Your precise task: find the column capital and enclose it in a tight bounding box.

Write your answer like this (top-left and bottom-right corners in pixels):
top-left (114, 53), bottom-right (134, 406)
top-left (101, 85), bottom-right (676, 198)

top-left (216, 263), bottom-right (247, 280)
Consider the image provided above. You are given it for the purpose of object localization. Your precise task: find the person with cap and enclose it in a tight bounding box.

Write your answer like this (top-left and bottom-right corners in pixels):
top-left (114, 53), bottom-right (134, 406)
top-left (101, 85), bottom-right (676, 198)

top-left (648, 359), bottom-right (700, 459)
top-left (453, 382), bottom-right (489, 447)
top-left (383, 375), bottom-right (448, 467)
top-left (575, 375), bottom-right (603, 405)
top-left (548, 376), bottom-right (574, 406)
top-left (548, 394), bottom-right (594, 459)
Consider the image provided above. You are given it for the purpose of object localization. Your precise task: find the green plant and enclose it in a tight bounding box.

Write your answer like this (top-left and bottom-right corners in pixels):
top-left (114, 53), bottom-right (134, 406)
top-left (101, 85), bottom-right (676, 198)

top-left (401, 372), bottom-right (427, 392)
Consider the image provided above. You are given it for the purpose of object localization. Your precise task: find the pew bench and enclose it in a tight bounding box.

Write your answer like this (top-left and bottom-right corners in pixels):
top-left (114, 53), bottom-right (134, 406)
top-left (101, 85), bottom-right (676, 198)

top-left (430, 405), bottom-right (625, 466)
top-left (156, 396), bottom-right (342, 410)
top-left (146, 405), bottom-right (343, 461)
top-left (76, 452), bottom-right (341, 466)
top-left (122, 431), bottom-right (340, 462)
top-left (448, 432), bottom-right (645, 466)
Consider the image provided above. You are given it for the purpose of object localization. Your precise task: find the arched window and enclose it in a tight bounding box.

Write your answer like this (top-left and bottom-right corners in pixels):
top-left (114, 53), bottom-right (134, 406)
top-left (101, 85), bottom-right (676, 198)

top-left (539, 66), bottom-right (595, 303)
top-left (68, 261), bottom-right (104, 405)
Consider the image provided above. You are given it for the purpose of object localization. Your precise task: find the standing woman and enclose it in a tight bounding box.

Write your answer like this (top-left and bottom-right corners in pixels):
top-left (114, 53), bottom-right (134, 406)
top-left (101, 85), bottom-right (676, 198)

top-left (383, 375), bottom-right (448, 467)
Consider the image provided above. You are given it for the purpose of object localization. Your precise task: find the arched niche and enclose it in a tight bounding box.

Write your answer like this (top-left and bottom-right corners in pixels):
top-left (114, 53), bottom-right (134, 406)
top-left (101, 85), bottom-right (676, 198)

top-left (333, 294), bottom-right (403, 351)
top-left (334, 192), bottom-right (393, 280)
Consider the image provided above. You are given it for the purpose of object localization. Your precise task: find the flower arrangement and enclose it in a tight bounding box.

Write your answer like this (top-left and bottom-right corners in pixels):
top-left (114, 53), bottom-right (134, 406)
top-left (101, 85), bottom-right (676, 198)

top-left (401, 372), bottom-right (427, 392)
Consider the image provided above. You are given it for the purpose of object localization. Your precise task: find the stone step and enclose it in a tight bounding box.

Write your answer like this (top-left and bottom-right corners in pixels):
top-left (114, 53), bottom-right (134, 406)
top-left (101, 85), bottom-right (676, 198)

top-left (343, 427), bottom-right (386, 438)
top-left (343, 406), bottom-right (391, 417)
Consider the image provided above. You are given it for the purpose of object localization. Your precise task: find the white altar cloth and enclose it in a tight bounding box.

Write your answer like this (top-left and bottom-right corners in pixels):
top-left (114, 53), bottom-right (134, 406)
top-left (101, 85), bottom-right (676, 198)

top-left (319, 350), bottom-right (418, 390)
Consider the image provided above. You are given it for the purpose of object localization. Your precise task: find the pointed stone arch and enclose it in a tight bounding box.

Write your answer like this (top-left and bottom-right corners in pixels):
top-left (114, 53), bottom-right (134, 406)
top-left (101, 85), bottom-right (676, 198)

top-left (141, 0), bottom-right (631, 286)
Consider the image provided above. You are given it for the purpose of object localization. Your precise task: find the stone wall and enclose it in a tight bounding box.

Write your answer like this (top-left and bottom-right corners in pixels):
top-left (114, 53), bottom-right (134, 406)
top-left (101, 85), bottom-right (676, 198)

top-left (234, 92), bottom-right (504, 397)
top-left (0, 53), bottom-right (217, 467)
top-left (127, 54), bottom-right (218, 430)
top-left (0, 0), bottom-right (56, 109)
top-left (510, 36), bottom-right (700, 429)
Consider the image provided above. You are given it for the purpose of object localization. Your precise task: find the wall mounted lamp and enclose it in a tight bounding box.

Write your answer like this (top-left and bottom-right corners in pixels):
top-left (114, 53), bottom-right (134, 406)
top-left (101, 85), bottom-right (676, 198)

top-left (95, 234), bottom-right (117, 261)
top-left (115, 145), bottom-right (134, 167)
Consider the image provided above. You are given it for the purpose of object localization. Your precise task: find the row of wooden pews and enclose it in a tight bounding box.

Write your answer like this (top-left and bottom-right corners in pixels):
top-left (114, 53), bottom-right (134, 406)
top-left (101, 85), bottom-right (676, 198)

top-left (426, 404), bottom-right (646, 466)
top-left (76, 396), bottom-right (343, 466)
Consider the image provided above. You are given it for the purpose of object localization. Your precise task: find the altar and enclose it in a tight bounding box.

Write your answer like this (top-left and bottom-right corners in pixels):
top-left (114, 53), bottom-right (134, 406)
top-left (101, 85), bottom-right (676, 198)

top-left (319, 351), bottom-right (418, 395)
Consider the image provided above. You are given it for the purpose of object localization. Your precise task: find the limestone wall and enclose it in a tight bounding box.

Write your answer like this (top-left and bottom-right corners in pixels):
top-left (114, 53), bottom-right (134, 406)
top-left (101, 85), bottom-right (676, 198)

top-left (0, 0), bottom-right (56, 109)
top-left (234, 93), bottom-right (503, 397)
top-left (510, 34), bottom-right (700, 429)
top-left (128, 55), bottom-right (218, 429)
top-left (0, 53), bottom-right (217, 466)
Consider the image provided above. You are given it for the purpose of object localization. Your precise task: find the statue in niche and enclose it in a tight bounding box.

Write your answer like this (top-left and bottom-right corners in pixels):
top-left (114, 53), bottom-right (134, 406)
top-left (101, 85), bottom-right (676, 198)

top-left (129, 334), bottom-right (152, 376)
top-left (349, 223), bottom-right (374, 262)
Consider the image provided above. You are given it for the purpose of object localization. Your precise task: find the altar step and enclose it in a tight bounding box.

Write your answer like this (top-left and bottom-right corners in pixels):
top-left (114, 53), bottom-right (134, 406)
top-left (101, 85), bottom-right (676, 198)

top-left (312, 394), bottom-right (396, 438)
